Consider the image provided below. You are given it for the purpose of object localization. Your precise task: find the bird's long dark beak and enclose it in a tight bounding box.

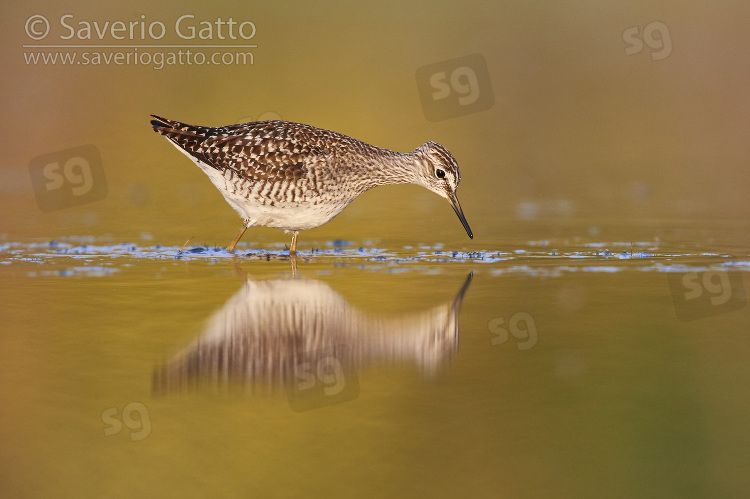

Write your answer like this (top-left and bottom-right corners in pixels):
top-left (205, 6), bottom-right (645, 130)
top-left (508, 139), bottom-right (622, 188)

top-left (448, 191), bottom-right (473, 239)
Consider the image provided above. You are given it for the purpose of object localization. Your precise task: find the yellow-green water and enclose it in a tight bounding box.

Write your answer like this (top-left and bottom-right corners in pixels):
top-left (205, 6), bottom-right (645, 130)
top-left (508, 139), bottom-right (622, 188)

top-left (1, 223), bottom-right (749, 497)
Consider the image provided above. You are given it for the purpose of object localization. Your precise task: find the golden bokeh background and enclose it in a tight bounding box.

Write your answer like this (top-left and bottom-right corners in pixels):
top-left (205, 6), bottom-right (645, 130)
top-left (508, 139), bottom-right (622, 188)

top-left (3, 1), bottom-right (749, 248)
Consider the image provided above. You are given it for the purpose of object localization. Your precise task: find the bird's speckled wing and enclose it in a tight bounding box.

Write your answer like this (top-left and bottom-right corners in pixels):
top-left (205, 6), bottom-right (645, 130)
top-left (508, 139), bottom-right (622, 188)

top-left (150, 116), bottom-right (334, 181)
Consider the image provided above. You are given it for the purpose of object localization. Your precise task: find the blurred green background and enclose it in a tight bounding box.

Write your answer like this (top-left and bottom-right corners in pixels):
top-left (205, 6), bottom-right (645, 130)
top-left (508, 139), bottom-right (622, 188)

top-left (3, 1), bottom-right (749, 248)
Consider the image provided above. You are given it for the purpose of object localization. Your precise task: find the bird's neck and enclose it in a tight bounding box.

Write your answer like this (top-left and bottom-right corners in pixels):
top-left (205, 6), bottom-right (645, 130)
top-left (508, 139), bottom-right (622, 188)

top-left (355, 145), bottom-right (419, 189)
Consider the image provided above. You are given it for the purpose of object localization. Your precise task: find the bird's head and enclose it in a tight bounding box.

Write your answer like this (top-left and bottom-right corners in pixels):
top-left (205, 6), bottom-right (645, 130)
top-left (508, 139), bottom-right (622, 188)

top-left (412, 142), bottom-right (473, 239)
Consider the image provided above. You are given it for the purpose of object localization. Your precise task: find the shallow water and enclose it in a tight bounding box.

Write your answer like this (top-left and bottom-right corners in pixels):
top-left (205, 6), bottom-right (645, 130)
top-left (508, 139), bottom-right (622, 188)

top-left (1, 222), bottom-right (749, 497)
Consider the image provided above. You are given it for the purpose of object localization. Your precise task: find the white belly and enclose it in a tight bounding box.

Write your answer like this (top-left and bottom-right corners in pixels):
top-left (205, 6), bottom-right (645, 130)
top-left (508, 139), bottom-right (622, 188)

top-left (221, 186), bottom-right (347, 231)
top-left (175, 146), bottom-right (349, 231)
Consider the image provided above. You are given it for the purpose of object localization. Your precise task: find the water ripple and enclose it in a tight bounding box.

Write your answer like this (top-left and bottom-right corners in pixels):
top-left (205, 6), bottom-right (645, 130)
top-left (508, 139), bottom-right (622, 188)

top-left (1, 239), bottom-right (748, 276)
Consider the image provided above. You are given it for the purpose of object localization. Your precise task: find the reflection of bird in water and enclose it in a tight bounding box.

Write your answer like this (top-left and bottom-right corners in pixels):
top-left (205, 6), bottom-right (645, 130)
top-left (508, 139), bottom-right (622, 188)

top-left (150, 116), bottom-right (473, 254)
top-left (153, 273), bottom-right (473, 394)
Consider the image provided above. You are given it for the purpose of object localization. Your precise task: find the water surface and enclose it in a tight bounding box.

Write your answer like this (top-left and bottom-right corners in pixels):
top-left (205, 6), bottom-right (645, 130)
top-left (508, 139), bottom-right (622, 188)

top-left (1, 222), bottom-right (749, 497)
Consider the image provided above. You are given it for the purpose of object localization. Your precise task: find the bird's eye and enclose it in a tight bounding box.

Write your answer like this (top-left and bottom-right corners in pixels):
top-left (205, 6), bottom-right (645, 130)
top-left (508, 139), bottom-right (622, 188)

top-left (436, 169), bottom-right (445, 179)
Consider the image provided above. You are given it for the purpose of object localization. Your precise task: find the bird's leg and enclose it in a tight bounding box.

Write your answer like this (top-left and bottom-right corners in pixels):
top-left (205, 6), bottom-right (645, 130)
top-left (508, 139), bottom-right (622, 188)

top-left (226, 222), bottom-right (249, 253)
top-left (290, 253), bottom-right (298, 278)
top-left (289, 231), bottom-right (299, 256)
